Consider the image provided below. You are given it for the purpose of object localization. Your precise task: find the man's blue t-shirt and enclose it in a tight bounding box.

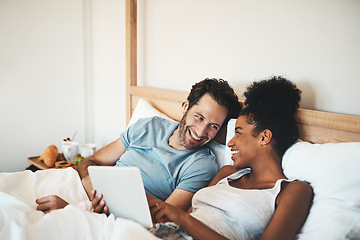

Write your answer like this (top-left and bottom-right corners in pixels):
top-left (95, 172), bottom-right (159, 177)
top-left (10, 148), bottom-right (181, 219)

top-left (117, 116), bottom-right (218, 201)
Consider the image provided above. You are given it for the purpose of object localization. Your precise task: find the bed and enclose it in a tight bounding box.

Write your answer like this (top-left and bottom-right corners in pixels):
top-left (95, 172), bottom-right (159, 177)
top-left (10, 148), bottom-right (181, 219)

top-left (1, 0), bottom-right (360, 239)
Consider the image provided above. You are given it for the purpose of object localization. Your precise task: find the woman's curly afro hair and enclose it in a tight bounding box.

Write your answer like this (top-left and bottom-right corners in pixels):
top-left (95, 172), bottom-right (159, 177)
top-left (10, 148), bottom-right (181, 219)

top-left (241, 76), bottom-right (302, 157)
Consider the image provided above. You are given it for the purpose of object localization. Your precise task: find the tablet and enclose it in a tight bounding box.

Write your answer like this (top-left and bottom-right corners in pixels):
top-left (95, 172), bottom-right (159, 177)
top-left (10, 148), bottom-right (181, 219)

top-left (88, 166), bottom-right (153, 228)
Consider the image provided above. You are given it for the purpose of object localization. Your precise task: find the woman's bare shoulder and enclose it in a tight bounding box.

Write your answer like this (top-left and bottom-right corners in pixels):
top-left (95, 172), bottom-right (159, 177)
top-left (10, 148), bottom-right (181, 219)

top-left (284, 181), bottom-right (313, 194)
top-left (279, 180), bottom-right (314, 205)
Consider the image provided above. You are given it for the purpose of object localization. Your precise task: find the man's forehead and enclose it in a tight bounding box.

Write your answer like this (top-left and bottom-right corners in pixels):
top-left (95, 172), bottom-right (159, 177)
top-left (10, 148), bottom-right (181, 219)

top-left (190, 94), bottom-right (228, 124)
top-left (193, 94), bottom-right (217, 106)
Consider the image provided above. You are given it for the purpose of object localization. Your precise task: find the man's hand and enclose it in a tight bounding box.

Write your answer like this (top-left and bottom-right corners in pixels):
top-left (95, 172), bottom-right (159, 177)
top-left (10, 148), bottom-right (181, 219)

top-left (36, 195), bottom-right (69, 214)
top-left (91, 189), bottom-right (109, 215)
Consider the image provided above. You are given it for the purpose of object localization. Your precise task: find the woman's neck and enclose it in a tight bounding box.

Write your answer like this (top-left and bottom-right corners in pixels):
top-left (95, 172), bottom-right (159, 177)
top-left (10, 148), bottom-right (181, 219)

top-left (232, 152), bottom-right (286, 189)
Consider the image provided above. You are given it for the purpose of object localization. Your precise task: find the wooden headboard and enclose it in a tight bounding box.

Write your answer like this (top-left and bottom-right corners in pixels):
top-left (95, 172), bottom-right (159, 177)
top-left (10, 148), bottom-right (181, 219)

top-left (125, 0), bottom-right (360, 144)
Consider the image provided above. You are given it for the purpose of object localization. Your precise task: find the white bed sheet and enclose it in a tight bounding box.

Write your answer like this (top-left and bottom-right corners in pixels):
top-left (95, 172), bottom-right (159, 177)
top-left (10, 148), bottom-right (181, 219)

top-left (0, 168), bottom-right (160, 240)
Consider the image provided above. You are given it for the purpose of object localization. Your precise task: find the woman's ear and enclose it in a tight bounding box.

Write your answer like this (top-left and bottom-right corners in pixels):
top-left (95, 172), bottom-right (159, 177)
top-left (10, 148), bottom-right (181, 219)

top-left (260, 129), bottom-right (272, 146)
top-left (182, 101), bottom-right (189, 114)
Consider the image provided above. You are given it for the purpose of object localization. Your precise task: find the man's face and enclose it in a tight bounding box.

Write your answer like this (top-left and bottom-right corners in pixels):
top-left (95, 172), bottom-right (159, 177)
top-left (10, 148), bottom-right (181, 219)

top-left (178, 94), bottom-right (228, 150)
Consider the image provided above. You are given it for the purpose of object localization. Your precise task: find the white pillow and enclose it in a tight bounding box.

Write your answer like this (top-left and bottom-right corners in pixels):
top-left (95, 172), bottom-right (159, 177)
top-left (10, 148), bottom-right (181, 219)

top-left (282, 141), bottom-right (360, 239)
top-left (223, 118), bottom-right (237, 166)
top-left (127, 98), bottom-right (175, 127)
top-left (209, 141), bottom-right (227, 169)
top-left (128, 98), bottom-right (227, 169)
top-left (224, 119), bottom-right (360, 239)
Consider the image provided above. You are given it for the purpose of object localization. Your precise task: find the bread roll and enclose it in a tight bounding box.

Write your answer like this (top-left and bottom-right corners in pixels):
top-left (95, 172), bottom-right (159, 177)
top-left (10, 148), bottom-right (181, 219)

top-left (39, 145), bottom-right (58, 167)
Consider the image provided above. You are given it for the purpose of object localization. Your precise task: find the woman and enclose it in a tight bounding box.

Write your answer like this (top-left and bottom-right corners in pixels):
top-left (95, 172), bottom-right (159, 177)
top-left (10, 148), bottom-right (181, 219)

top-left (147, 76), bottom-right (313, 240)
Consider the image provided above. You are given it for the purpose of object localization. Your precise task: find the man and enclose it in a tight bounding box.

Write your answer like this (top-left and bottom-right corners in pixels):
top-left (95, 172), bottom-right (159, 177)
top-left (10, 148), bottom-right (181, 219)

top-left (36, 78), bottom-right (241, 214)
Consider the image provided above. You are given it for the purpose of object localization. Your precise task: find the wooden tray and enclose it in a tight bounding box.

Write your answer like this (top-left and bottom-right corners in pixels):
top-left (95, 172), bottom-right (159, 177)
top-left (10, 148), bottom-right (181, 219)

top-left (28, 156), bottom-right (52, 170)
top-left (27, 155), bottom-right (73, 170)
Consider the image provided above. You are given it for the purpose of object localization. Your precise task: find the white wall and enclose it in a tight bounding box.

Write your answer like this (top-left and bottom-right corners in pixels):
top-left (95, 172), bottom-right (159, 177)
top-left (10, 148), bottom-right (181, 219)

top-left (0, 0), bottom-right (86, 172)
top-left (141, 0), bottom-right (360, 116)
top-left (0, 0), bottom-right (126, 172)
top-left (1, 0), bottom-right (359, 172)
top-left (91, 0), bottom-right (126, 148)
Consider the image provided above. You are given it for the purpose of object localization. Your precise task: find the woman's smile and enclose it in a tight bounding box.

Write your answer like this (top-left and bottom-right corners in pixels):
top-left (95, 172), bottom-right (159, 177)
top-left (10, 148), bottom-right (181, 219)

top-left (230, 149), bottom-right (239, 159)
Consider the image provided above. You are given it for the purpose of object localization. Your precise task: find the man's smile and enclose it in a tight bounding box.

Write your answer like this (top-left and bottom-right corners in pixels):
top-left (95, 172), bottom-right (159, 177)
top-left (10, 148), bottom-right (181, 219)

top-left (189, 129), bottom-right (201, 141)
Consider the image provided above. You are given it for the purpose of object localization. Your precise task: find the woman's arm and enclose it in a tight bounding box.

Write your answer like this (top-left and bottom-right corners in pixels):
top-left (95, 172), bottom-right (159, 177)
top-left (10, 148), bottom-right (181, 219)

top-left (148, 195), bottom-right (228, 240)
top-left (259, 181), bottom-right (314, 240)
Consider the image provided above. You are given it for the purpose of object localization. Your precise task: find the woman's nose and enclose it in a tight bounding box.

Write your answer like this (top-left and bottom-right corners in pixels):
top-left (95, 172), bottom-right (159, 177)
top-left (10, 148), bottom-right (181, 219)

top-left (227, 137), bottom-right (235, 147)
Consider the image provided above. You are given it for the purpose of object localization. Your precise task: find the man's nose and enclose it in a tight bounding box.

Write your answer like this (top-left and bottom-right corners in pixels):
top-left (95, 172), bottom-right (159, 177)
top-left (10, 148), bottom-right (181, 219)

top-left (197, 123), bottom-right (208, 137)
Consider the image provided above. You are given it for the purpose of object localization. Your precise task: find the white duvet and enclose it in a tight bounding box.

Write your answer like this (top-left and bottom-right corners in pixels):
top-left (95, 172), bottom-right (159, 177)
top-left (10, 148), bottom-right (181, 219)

top-left (0, 168), bottom-right (160, 240)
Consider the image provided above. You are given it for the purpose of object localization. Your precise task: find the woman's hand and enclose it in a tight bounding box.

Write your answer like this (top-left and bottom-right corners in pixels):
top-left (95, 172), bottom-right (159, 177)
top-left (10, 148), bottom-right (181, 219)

top-left (147, 195), bottom-right (187, 225)
top-left (91, 189), bottom-right (109, 215)
top-left (36, 195), bottom-right (69, 213)
top-left (147, 195), bottom-right (228, 240)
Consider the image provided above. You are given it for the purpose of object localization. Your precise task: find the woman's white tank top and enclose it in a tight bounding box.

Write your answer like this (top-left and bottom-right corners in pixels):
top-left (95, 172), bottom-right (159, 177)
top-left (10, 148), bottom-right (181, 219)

top-left (190, 168), bottom-right (293, 240)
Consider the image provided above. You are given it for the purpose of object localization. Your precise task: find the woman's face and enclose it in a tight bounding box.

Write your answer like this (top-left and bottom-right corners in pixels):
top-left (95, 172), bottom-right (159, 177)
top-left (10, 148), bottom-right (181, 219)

top-left (227, 115), bottom-right (262, 169)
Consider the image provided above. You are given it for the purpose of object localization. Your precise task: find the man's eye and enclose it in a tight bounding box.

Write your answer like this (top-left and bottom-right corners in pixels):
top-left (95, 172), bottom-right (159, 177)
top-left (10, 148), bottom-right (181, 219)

top-left (211, 124), bottom-right (219, 130)
top-left (195, 115), bottom-right (203, 120)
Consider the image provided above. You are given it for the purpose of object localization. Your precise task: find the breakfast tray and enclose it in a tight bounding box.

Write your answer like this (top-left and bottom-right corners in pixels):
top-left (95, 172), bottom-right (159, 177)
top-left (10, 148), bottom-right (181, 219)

top-left (27, 154), bottom-right (73, 170)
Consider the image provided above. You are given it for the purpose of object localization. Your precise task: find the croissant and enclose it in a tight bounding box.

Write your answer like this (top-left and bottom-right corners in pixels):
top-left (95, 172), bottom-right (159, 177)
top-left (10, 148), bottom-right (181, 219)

top-left (39, 145), bottom-right (58, 167)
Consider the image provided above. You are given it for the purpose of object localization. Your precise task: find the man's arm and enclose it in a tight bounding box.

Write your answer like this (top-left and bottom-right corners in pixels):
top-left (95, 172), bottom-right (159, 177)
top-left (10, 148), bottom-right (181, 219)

top-left (208, 165), bottom-right (237, 186)
top-left (185, 165), bottom-right (236, 213)
top-left (165, 189), bottom-right (194, 211)
top-left (76, 138), bottom-right (127, 198)
top-left (165, 152), bottom-right (220, 212)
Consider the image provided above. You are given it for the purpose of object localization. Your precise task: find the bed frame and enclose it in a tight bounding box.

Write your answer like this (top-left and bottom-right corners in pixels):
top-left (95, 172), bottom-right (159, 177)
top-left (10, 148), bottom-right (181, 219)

top-left (125, 0), bottom-right (360, 144)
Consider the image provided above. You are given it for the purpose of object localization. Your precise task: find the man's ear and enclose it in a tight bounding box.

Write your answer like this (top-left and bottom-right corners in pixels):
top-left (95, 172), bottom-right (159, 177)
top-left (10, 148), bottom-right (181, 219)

top-left (260, 129), bottom-right (272, 146)
top-left (182, 101), bottom-right (189, 114)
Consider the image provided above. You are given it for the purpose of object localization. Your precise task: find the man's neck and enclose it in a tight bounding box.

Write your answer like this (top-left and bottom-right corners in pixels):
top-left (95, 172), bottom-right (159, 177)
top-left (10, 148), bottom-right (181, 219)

top-left (168, 128), bottom-right (187, 151)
